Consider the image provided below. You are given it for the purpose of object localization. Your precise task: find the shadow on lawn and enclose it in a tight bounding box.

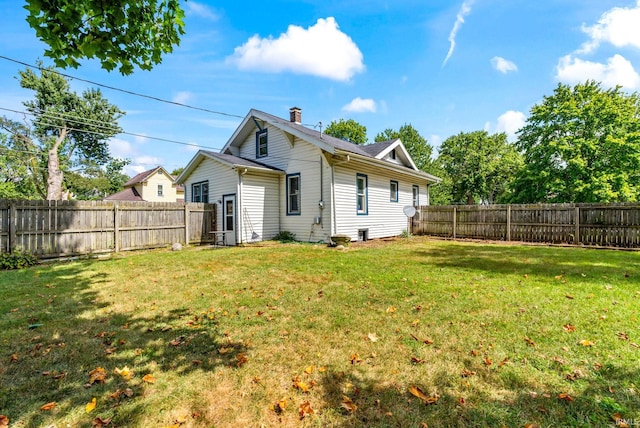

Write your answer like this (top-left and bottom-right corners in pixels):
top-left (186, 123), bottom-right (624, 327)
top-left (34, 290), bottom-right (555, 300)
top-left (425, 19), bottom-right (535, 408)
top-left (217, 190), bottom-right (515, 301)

top-left (315, 363), bottom-right (640, 427)
top-left (0, 261), bottom-right (246, 427)
top-left (414, 243), bottom-right (640, 279)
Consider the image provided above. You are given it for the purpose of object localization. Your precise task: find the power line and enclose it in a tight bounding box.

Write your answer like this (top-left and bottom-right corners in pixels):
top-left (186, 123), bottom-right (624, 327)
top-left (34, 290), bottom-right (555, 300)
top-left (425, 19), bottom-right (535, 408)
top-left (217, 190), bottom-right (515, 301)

top-left (0, 106), bottom-right (222, 151)
top-left (0, 55), bottom-right (246, 120)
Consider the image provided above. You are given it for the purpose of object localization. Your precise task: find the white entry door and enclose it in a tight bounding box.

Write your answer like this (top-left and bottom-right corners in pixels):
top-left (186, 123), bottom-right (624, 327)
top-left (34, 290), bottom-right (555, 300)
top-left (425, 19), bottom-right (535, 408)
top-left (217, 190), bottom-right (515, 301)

top-left (223, 194), bottom-right (236, 246)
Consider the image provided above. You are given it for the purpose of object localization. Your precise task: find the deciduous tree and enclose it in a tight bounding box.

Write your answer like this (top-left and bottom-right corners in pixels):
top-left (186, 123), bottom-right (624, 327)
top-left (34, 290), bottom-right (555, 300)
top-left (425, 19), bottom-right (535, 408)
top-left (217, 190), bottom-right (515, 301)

top-left (375, 124), bottom-right (434, 171)
top-left (324, 119), bottom-right (368, 145)
top-left (511, 81), bottom-right (640, 203)
top-left (25, 0), bottom-right (186, 75)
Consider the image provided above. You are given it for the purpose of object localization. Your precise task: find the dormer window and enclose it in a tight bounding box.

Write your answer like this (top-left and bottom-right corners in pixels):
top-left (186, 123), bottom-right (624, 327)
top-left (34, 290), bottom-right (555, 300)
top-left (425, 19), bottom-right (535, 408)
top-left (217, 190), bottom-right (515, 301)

top-left (256, 129), bottom-right (268, 158)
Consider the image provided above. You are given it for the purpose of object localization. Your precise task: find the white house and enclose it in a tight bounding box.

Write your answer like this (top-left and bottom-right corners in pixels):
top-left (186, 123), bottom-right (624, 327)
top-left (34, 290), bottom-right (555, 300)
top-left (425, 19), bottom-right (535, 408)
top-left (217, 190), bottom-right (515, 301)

top-left (176, 108), bottom-right (440, 245)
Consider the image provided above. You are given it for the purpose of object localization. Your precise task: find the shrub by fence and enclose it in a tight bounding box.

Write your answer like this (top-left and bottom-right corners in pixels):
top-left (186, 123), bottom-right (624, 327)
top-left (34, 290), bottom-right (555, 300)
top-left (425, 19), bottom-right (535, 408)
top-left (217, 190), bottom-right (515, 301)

top-left (0, 200), bottom-right (216, 258)
top-left (412, 203), bottom-right (640, 248)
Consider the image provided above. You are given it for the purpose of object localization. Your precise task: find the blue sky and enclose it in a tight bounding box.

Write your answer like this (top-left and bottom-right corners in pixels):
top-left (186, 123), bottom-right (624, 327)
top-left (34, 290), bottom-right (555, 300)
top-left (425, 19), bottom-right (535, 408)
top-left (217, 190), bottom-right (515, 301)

top-left (2, 0), bottom-right (640, 176)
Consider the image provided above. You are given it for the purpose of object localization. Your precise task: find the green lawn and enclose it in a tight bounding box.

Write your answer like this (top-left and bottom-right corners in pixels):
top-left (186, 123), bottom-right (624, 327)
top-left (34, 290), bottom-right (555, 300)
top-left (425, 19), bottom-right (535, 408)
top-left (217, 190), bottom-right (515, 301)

top-left (1, 237), bottom-right (639, 427)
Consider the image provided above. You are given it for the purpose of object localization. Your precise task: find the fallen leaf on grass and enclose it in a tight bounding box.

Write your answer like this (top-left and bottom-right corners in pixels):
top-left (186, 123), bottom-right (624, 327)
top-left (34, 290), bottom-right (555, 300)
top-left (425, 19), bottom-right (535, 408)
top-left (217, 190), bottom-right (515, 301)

top-left (236, 353), bottom-right (248, 367)
top-left (386, 306), bottom-right (396, 313)
top-left (40, 402), bottom-right (56, 411)
top-left (461, 369), bottom-right (476, 377)
top-left (92, 417), bottom-right (112, 427)
top-left (367, 333), bottom-right (378, 342)
top-left (142, 374), bottom-right (156, 383)
top-left (85, 397), bottom-right (97, 412)
top-left (612, 413), bottom-right (629, 428)
top-left (410, 334), bottom-right (434, 345)
top-left (579, 340), bottom-right (594, 347)
top-left (411, 356), bottom-right (425, 364)
top-left (273, 398), bottom-right (287, 414)
top-left (616, 332), bottom-right (629, 341)
top-left (563, 324), bottom-right (576, 332)
top-left (292, 377), bottom-right (310, 393)
top-left (114, 366), bottom-right (133, 380)
top-left (10, 353), bottom-right (18, 362)
top-left (408, 386), bottom-right (439, 405)
top-left (89, 367), bottom-right (107, 384)
top-left (0, 415), bottom-right (9, 428)
top-left (558, 393), bottom-right (574, 401)
top-left (565, 293), bottom-right (574, 299)
top-left (299, 401), bottom-right (314, 419)
top-left (304, 365), bottom-right (314, 374)
top-left (524, 337), bottom-right (535, 347)
top-left (341, 395), bottom-right (357, 413)
top-left (350, 353), bottom-right (363, 364)
top-left (484, 357), bottom-right (492, 366)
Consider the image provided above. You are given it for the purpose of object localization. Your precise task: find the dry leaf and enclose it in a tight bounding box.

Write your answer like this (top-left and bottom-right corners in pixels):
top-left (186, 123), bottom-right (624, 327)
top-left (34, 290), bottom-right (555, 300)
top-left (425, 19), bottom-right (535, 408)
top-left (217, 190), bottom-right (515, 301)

top-left (579, 339), bottom-right (594, 347)
top-left (236, 353), bottom-right (248, 367)
top-left (350, 353), bottom-right (363, 364)
top-left (408, 386), bottom-right (439, 405)
top-left (142, 374), bottom-right (156, 383)
top-left (299, 401), bottom-right (314, 419)
top-left (386, 306), bottom-right (396, 313)
top-left (565, 293), bottom-right (574, 299)
top-left (612, 413), bottom-right (629, 428)
top-left (458, 397), bottom-right (465, 405)
top-left (10, 353), bottom-right (18, 363)
top-left (563, 324), bottom-right (576, 332)
top-left (484, 357), bottom-right (492, 366)
top-left (92, 417), bottom-right (112, 427)
top-left (558, 393), bottom-right (574, 402)
top-left (367, 333), bottom-right (379, 342)
top-left (273, 398), bottom-right (287, 414)
top-left (89, 367), bottom-right (107, 384)
top-left (411, 356), bottom-right (425, 364)
top-left (85, 397), bottom-right (97, 412)
top-left (524, 337), bottom-right (535, 347)
top-left (461, 369), bottom-right (476, 377)
top-left (218, 347), bottom-right (232, 354)
top-left (0, 415), bottom-right (9, 428)
top-left (341, 395), bottom-right (357, 413)
top-left (304, 365), bottom-right (314, 374)
top-left (616, 332), bottom-right (629, 341)
top-left (40, 402), bottom-right (56, 411)
top-left (293, 377), bottom-right (310, 393)
top-left (123, 388), bottom-right (134, 397)
top-left (114, 366), bottom-right (133, 380)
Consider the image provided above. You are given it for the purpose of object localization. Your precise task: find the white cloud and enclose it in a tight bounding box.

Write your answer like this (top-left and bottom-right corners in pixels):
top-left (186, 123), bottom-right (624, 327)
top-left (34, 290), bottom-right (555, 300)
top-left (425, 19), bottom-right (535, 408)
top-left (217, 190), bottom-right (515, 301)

top-left (578, 1), bottom-right (640, 54)
top-left (172, 91), bottom-right (192, 105)
top-left (491, 56), bottom-right (518, 74)
top-left (227, 17), bottom-right (365, 81)
top-left (484, 110), bottom-right (526, 141)
top-left (342, 97), bottom-right (377, 113)
top-left (556, 54), bottom-right (640, 89)
top-left (185, 2), bottom-right (219, 21)
top-left (108, 138), bottom-right (134, 158)
top-left (443, 0), bottom-right (475, 67)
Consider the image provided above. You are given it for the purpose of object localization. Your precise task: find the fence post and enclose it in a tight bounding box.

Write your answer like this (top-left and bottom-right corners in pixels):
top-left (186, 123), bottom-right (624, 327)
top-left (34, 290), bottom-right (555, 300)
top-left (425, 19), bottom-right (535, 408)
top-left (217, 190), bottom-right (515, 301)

top-left (574, 206), bottom-right (580, 245)
top-left (184, 204), bottom-right (190, 246)
top-left (8, 203), bottom-right (16, 254)
top-left (452, 206), bottom-right (457, 239)
top-left (506, 204), bottom-right (511, 241)
top-left (114, 202), bottom-right (120, 252)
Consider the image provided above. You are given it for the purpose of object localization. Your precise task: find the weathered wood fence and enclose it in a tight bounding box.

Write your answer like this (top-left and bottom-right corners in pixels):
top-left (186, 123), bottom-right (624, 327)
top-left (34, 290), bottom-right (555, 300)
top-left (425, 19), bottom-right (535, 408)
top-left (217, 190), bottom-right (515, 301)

top-left (0, 200), bottom-right (216, 258)
top-left (412, 203), bottom-right (640, 248)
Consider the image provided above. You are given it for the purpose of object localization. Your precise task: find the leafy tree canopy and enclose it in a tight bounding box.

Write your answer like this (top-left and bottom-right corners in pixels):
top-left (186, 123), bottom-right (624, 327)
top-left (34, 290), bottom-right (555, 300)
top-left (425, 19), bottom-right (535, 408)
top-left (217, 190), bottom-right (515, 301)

top-left (0, 65), bottom-right (124, 199)
top-left (324, 118), bottom-right (368, 145)
top-left (375, 124), bottom-right (434, 171)
top-left (25, 0), bottom-right (186, 75)
top-left (511, 81), bottom-right (640, 203)
top-left (438, 130), bottom-right (522, 204)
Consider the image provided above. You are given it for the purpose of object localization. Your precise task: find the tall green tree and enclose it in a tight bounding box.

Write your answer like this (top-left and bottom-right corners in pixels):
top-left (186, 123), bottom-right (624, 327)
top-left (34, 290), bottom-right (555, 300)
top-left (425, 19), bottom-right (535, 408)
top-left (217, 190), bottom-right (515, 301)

top-left (25, 0), bottom-right (186, 75)
top-left (511, 81), bottom-right (640, 203)
top-left (64, 158), bottom-right (130, 200)
top-left (375, 124), bottom-right (434, 171)
top-left (438, 131), bottom-right (522, 204)
top-left (324, 119), bottom-right (368, 145)
top-left (0, 65), bottom-right (124, 200)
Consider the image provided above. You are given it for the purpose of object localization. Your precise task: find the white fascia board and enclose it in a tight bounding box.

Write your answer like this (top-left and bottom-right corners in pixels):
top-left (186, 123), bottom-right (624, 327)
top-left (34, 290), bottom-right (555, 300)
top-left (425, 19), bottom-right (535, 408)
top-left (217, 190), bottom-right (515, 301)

top-left (375, 139), bottom-right (419, 171)
top-left (336, 150), bottom-right (441, 183)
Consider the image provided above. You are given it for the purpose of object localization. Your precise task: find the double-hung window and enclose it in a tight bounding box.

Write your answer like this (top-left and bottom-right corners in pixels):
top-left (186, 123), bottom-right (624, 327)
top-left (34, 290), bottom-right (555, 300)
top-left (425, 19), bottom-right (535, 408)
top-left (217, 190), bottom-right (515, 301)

top-left (356, 174), bottom-right (368, 215)
top-left (412, 185), bottom-right (420, 207)
top-left (192, 181), bottom-right (209, 203)
top-left (157, 184), bottom-right (164, 197)
top-left (287, 173), bottom-right (301, 215)
top-left (390, 180), bottom-right (398, 202)
top-left (256, 129), bottom-right (268, 158)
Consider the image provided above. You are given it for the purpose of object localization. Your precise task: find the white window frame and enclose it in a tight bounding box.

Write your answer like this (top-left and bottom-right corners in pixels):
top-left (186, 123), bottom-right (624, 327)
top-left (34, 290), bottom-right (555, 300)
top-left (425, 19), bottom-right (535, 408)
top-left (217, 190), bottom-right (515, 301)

top-left (356, 173), bottom-right (368, 215)
top-left (286, 173), bottom-right (301, 215)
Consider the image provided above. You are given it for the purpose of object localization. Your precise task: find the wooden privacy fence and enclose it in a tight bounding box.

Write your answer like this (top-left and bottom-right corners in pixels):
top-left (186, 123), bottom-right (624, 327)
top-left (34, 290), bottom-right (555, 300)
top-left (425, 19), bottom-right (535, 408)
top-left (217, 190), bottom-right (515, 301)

top-left (0, 200), bottom-right (216, 258)
top-left (412, 203), bottom-right (640, 248)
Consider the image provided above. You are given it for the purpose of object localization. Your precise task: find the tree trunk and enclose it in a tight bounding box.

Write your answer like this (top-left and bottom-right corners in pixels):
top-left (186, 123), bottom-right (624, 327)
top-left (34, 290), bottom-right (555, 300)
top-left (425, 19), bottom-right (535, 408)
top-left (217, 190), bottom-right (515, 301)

top-left (46, 128), bottom-right (67, 200)
top-left (466, 194), bottom-right (475, 205)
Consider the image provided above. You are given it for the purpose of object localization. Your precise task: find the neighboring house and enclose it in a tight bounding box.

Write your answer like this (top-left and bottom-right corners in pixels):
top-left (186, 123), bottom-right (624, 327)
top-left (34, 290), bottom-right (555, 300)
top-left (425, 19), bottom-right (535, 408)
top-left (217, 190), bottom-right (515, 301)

top-left (105, 166), bottom-right (185, 202)
top-left (176, 108), bottom-right (440, 245)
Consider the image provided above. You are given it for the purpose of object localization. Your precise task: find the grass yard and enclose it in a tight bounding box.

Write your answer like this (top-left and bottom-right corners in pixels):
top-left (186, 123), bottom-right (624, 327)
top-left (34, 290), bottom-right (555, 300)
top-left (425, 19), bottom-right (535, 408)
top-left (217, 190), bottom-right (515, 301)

top-left (0, 237), bottom-right (639, 427)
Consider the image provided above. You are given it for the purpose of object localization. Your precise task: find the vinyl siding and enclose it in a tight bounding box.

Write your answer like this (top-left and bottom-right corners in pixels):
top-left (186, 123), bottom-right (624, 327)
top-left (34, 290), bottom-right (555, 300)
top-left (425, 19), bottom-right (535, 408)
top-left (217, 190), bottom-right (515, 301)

top-left (333, 161), bottom-right (428, 240)
top-left (240, 172), bottom-right (279, 242)
top-left (183, 157), bottom-right (238, 234)
top-left (140, 171), bottom-right (181, 202)
top-left (237, 124), bottom-right (332, 243)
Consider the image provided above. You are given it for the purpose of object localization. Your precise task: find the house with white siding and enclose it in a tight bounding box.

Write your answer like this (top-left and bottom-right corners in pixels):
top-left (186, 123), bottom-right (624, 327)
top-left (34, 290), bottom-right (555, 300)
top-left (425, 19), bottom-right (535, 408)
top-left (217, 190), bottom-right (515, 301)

top-left (176, 108), bottom-right (440, 245)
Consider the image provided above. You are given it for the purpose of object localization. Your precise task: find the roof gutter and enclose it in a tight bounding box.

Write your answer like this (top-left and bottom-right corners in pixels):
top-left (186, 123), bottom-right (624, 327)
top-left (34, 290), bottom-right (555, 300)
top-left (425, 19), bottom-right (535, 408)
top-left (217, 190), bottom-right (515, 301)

top-left (334, 150), bottom-right (441, 183)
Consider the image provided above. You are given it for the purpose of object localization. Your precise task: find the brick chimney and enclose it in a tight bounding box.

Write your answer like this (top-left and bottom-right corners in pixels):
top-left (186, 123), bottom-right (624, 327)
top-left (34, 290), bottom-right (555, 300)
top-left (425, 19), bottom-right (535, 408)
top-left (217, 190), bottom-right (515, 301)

top-left (289, 107), bottom-right (301, 124)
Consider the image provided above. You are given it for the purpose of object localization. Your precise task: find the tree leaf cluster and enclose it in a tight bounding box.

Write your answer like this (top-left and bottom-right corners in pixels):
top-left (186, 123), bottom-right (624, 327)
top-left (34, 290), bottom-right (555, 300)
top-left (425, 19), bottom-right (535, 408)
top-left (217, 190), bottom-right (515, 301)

top-left (24, 0), bottom-right (186, 75)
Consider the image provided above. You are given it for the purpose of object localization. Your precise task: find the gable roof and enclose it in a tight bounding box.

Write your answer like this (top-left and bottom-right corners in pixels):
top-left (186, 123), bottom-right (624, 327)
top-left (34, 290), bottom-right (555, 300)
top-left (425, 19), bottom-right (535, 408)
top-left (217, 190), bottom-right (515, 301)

top-left (103, 186), bottom-right (143, 201)
top-left (124, 165), bottom-right (184, 191)
top-left (221, 109), bottom-right (439, 183)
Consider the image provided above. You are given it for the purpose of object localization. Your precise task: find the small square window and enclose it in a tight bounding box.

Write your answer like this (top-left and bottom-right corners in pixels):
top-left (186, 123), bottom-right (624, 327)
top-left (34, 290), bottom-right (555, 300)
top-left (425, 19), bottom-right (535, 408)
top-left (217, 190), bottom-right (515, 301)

top-left (390, 180), bottom-right (398, 202)
top-left (256, 129), bottom-right (268, 158)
